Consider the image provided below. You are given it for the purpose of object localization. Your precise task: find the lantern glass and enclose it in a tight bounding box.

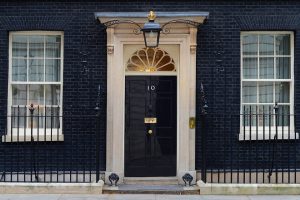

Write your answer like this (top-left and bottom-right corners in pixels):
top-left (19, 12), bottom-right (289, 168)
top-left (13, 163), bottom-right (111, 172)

top-left (141, 17), bottom-right (161, 48)
top-left (143, 30), bottom-right (160, 48)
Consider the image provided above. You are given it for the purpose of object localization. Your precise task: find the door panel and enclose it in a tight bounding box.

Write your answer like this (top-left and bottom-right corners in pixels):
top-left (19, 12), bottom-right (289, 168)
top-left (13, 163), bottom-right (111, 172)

top-left (125, 78), bottom-right (148, 176)
top-left (125, 76), bottom-right (177, 177)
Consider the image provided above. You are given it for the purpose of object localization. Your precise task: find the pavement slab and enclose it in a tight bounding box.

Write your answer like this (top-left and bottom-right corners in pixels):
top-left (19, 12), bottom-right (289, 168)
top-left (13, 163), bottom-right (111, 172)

top-left (58, 194), bottom-right (108, 200)
top-left (247, 195), bottom-right (300, 200)
top-left (0, 194), bottom-right (62, 200)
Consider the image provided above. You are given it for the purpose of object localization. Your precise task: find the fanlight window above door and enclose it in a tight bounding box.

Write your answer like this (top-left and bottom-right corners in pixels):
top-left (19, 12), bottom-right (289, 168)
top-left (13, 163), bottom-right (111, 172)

top-left (126, 48), bottom-right (176, 72)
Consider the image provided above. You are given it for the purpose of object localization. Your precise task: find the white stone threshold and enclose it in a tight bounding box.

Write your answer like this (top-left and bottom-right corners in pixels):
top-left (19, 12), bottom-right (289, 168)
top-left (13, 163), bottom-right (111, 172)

top-left (0, 181), bottom-right (104, 194)
top-left (197, 181), bottom-right (300, 195)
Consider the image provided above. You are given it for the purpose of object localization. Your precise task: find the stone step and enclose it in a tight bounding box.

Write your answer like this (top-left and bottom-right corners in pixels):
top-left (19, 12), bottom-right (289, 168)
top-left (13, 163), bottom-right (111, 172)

top-left (123, 177), bottom-right (179, 185)
top-left (103, 184), bottom-right (200, 195)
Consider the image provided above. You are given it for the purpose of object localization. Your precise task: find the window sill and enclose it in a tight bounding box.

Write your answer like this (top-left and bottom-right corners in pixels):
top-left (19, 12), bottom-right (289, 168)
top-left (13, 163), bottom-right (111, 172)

top-left (1, 134), bottom-right (64, 143)
top-left (239, 131), bottom-right (299, 141)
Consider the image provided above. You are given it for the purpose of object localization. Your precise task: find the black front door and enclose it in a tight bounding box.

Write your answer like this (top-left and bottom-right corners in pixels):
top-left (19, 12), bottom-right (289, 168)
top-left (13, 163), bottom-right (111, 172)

top-left (125, 76), bottom-right (177, 177)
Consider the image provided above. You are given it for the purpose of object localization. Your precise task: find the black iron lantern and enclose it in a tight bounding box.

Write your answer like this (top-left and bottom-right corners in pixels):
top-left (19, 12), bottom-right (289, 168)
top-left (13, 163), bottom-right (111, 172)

top-left (141, 11), bottom-right (162, 48)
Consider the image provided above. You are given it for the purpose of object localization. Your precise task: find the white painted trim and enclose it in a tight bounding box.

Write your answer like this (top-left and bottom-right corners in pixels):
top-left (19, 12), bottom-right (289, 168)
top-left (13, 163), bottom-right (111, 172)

top-left (241, 31), bottom-right (294, 35)
top-left (7, 31), bottom-right (64, 140)
top-left (240, 31), bottom-right (294, 140)
top-left (125, 72), bottom-right (177, 76)
top-left (104, 23), bottom-right (198, 184)
top-left (2, 133), bottom-right (64, 142)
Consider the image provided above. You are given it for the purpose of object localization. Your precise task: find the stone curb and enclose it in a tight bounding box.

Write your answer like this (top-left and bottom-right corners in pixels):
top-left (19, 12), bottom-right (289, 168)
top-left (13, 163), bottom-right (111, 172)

top-left (0, 181), bottom-right (104, 194)
top-left (197, 180), bottom-right (300, 195)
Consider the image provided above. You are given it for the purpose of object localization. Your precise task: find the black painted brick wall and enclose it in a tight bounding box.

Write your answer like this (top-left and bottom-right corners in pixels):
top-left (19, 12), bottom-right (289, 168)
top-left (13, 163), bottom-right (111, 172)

top-left (0, 0), bottom-right (299, 176)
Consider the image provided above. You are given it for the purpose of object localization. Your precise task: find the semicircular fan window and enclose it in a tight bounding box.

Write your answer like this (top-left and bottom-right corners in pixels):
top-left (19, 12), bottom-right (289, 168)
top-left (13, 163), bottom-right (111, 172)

top-left (126, 48), bottom-right (176, 72)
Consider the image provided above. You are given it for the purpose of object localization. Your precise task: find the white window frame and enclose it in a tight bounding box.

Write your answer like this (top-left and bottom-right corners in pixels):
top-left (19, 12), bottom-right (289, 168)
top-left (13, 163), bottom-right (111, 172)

top-left (240, 31), bottom-right (298, 140)
top-left (4, 31), bottom-right (64, 142)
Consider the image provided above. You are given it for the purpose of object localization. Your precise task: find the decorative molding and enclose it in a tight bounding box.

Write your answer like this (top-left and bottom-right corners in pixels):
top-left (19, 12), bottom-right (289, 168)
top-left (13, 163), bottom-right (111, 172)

top-left (95, 11), bottom-right (209, 25)
top-left (101, 12), bottom-right (200, 184)
top-left (190, 45), bottom-right (197, 54)
top-left (107, 45), bottom-right (114, 54)
top-left (96, 12), bottom-right (208, 36)
top-left (189, 28), bottom-right (198, 55)
top-left (161, 19), bottom-right (200, 32)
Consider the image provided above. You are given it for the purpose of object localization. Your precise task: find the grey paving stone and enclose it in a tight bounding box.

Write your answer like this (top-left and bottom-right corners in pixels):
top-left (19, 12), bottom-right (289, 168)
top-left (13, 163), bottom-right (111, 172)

top-left (198, 196), bottom-right (250, 200)
top-left (58, 194), bottom-right (108, 200)
top-left (0, 196), bottom-right (11, 200)
top-left (156, 194), bottom-right (201, 200)
top-left (248, 195), bottom-right (300, 200)
top-left (0, 194), bottom-right (61, 200)
top-left (108, 194), bottom-right (156, 200)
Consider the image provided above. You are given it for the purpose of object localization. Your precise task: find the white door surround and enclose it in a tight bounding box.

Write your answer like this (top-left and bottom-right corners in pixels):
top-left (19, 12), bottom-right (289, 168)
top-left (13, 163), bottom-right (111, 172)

top-left (95, 12), bottom-right (208, 184)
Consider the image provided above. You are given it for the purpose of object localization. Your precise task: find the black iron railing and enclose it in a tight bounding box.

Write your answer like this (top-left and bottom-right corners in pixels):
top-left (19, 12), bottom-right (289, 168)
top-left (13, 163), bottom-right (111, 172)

top-left (199, 105), bottom-right (300, 184)
top-left (0, 104), bottom-right (102, 183)
top-left (1, 102), bottom-right (299, 184)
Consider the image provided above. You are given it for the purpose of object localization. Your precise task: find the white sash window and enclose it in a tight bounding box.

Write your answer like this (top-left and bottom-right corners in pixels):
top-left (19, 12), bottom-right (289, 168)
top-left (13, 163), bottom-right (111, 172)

top-left (6, 31), bottom-right (64, 141)
top-left (240, 32), bottom-right (297, 140)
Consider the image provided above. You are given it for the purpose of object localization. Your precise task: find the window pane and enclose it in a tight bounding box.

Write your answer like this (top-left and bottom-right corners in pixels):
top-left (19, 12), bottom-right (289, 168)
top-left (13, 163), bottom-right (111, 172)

top-left (12, 85), bottom-right (27, 105)
top-left (11, 107), bottom-right (27, 128)
top-left (46, 36), bottom-right (61, 58)
top-left (45, 85), bottom-right (60, 105)
top-left (45, 59), bottom-right (60, 81)
top-left (259, 57), bottom-right (274, 79)
top-left (242, 35), bottom-right (258, 55)
top-left (258, 105), bottom-right (274, 127)
top-left (29, 85), bottom-right (44, 105)
top-left (243, 58), bottom-right (257, 79)
top-left (242, 82), bottom-right (257, 103)
top-left (29, 36), bottom-right (44, 58)
top-left (276, 35), bottom-right (290, 55)
top-left (276, 57), bottom-right (290, 79)
top-left (259, 35), bottom-right (274, 55)
top-left (275, 82), bottom-right (290, 103)
top-left (45, 107), bottom-right (60, 129)
top-left (278, 105), bottom-right (290, 126)
top-left (28, 59), bottom-right (44, 81)
top-left (242, 105), bottom-right (257, 126)
top-left (12, 58), bottom-right (27, 81)
top-left (12, 35), bottom-right (27, 57)
top-left (259, 82), bottom-right (273, 103)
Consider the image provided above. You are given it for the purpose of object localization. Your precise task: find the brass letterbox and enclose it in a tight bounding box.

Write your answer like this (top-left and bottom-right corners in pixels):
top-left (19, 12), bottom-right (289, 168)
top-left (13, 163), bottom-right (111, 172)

top-left (144, 117), bottom-right (157, 124)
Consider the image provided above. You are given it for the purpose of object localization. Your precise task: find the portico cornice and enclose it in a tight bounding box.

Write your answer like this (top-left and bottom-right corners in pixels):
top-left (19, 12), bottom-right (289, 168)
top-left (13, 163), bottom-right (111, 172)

top-left (95, 11), bottom-right (209, 28)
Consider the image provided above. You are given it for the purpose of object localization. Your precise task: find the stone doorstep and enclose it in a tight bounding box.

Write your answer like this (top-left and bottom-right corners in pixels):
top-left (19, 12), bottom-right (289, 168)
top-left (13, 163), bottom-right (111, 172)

top-left (123, 177), bottom-right (179, 185)
top-left (197, 181), bottom-right (300, 195)
top-left (0, 181), bottom-right (105, 194)
top-left (102, 184), bottom-right (200, 195)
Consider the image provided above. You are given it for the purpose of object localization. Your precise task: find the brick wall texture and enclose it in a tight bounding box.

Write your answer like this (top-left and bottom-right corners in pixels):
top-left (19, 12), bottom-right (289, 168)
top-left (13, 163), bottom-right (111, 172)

top-left (0, 0), bottom-right (299, 181)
